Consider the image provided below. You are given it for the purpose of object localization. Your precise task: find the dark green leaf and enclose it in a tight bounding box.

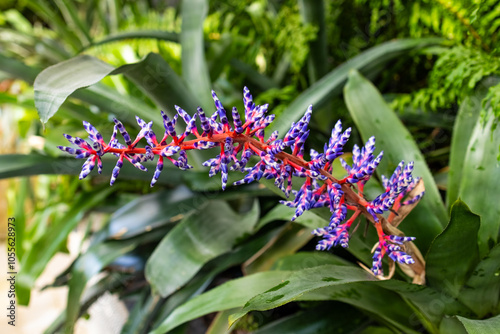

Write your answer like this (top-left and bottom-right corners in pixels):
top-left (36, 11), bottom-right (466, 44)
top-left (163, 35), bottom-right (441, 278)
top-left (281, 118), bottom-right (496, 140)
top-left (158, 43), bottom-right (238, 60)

top-left (17, 187), bottom-right (114, 305)
top-left (457, 109), bottom-right (500, 256)
top-left (426, 200), bottom-right (480, 298)
top-left (34, 55), bottom-right (115, 123)
top-left (65, 240), bottom-right (138, 333)
top-left (145, 200), bottom-right (259, 297)
top-left (181, 0), bottom-right (213, 113)
top-left (458, 243), bottom-right (500, 317)
top-left (107, 186), bottom-right (202, 239)
top-left (298, 0), bottom-right (328, 83)
top-left (344, 69), bottom-right (447, 251)
top-left (150, 270), bottom-right (293, 334)
top-left (229, 265), bottom-right (375, 325)
top-left (83, 30), bottom-right (179, 50)
top-left (456, 314), bottom-right (500, 334)
top-left (270, 38), bottom-right (442, 135)
top-left (243, 223), bottom-right (313, 274)
top-left (300, 282), bottom-right (420, 334)
top-left (253, 303), bottom-right (367, 334)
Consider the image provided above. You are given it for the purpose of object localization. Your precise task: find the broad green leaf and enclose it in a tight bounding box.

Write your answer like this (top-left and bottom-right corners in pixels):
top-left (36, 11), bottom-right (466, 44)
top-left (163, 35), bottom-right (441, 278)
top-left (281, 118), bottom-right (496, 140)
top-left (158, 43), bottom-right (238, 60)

top-left (344, 70), bottom-right (446, 251)
top-left (298, 0), bottom-right (328, 83)
top-left (181, 0), bottom-right (213, 113)
top-left (253, 303), bottom-right (367, 334)
top-left (456, 314), bottom-right (500, 334)
top-left (300, 282), bottom-right (420, 334)
top-left (458, 242), bottom-right (500, 317)
top-left (115, 53), bottom-right (201, 116)
top-left (457, 109), bottom-right (500, 256)
top-left (229, 265), bottom-right (375, 325)
top-left (243, 223), bottom-right (313, 274)
top-left (425, 200), bottom-right (480, 298)
top-left (83, 30), bottom-right (179, 50)
top-left (145, 200), bottom-right (259, 297)
top-left (272, 251), bottom-right (351, 271)
top-left (151, 231), bottom-right (275, 330)
top-left (34, 55), bottom-right (115, 123)
top-left (107, 186), bottom-right (202, 239)
top-left (150, 270), bottom-right (293, 334)
top-left (0, 53), bottom-right (39, 83)
top-left (376, 279), bottom-right (475, 332)
top-left (0, 154), bottom-right (197, 186)
top-left (34, 53), bottom-right (202, 124)
top-left (270, 38), bottom-right (442, 135)
top-left (17, 187), bottom-right (114, 305)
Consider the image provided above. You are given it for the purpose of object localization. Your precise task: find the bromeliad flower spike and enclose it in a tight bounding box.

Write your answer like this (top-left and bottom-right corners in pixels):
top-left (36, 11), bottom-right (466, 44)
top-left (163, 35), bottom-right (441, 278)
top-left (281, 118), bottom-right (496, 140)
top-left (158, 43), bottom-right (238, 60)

top-left (58, 87), bottom-right (426, 281)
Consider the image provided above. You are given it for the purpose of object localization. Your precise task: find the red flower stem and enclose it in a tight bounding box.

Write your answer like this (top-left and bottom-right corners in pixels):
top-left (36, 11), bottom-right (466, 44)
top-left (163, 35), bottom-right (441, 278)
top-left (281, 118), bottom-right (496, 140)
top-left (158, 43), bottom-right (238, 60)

top-left (105, 131), bottom-right (379, 224)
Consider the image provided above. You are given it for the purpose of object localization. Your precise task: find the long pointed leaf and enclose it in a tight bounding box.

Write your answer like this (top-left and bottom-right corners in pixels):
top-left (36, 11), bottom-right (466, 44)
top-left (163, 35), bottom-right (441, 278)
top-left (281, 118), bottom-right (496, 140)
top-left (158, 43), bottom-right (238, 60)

top-left (344, 70), bottom-right (447, 251)
top-left (150, 270), bottom-right (293, 334)
top-left (181, 0), bottom-right (213, 113)
top-left (457, 109), bottom-right (500, 256)
top-left (145, 200), bottom-right (259, 297)
top-left (269, 38), bottom-right (442, 135)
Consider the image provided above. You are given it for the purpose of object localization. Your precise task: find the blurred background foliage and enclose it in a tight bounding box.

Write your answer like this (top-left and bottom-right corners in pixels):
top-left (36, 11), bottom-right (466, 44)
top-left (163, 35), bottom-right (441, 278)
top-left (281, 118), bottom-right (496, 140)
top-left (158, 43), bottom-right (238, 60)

top-left (1, 0), bottom-right (499, 333)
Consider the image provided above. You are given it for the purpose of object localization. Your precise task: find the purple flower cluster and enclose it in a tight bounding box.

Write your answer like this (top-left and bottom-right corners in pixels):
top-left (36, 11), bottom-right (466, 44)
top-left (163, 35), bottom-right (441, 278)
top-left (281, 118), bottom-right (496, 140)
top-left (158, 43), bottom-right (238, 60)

top-left (58, 87), bottom-right (424, 276)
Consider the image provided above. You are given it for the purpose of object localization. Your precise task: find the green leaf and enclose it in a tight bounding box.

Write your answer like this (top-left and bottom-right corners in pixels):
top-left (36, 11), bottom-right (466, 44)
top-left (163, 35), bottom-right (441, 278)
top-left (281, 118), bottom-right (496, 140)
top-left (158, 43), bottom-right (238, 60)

top-left (458, 242), bottom-right (500, 317)
top-left (447, 93), bottom-right (483, 207)
top-left (0, 154), bottom-right (197, 186)
top-left (425, 200), bottom-right (480, 298)
top-left (181, 0), bottom-right (213, 113)
top-left (83, 30), bottom-right (179, 50)
top-left (298, 0), bottom-right (328, 83)
top-left (243, 223), bottom-right (313, 274)
top-left (34, 53), bottom-right (202, 125)
top-left (229, 265), bottom-right (375, 325)
top-left (300, 282), bottom-right (420, 334)
top-left (107, 186), bottom-right (204, 239)
top-left (0, 53), bottom-right (39, 83)
top-left (252, 303), bottom-right (367, 334)
top-left (456, 314), bottom-right (500, 334)
top-left (272, 251), bottom-right (351, 270)
top-left (344, 69), bottom-right (447, 251)
top-left (270, 38), bottom-right (442, 135)
top-left (17, 187), bottom-right (114, 305)
top-left (457, 109), bottom-right (500, 256)
top-left (150, 270), bottom-right (293, 334)
top-left (145, 200), bottom-right (259, 297)
top-left (34, 55), bottom-right (115, 123)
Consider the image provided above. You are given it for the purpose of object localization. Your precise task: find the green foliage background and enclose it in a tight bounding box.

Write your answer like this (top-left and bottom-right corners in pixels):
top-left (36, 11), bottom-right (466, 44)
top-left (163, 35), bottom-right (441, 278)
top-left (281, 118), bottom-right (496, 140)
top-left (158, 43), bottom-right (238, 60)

top-left (1, 0), bottom-right (499, 333)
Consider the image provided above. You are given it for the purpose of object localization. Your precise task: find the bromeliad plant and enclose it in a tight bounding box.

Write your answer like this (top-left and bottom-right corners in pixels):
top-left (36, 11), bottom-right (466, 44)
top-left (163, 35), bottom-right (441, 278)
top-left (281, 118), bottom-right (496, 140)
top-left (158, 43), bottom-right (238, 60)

top-left (58, 87), bottom-right (425, 279)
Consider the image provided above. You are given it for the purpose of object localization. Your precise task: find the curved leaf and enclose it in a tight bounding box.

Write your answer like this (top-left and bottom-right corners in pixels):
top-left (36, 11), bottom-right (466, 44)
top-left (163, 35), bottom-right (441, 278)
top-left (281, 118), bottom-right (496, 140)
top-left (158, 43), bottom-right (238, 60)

top-left (457, 109), bottom-right (500, 256)
top-left (150, 270), bottom-right (293, 334)
top-left (107, 186), bottom-right (201, 239)
top-left (344, 69), bottom-right (447, 251)
top-left (145, 200), bottom-right (259, 297)
top-left (181, 0), bottom-right (213, 113)
top-left (83, 30), bottom-right (179, 50)
top-left (229, 265), bottom-right (375, 325)
top-left (458, 242), bottom-right (500, 317)
top-left (269, 38), bottom-right (442, 135)
top-left (425, 200), bottom-right (480, 298)
top-left (456, 314), bottom-right (500, 334)
top-left (34, 55), bottom-right (115, 123)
